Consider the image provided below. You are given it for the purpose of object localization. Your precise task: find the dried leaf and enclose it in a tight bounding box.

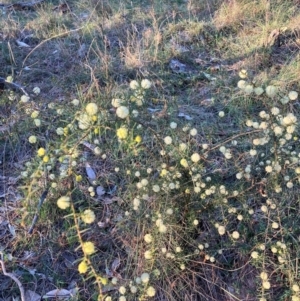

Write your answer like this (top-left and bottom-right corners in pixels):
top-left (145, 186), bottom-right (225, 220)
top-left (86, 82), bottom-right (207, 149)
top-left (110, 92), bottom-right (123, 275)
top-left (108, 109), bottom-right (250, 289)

top-left (105, 267), bottom-right (113, 277)
top-left (43, 289), bottom-right (72, 299)
top-left (81, 141), bottom-right (95, 151)
top-left (101, 196), bottom-right (121, 205)
top-left (111, 257), bottom-right (120, 271)
top-left (201, 98), bottom-right (215, 106)
top-left (147, 108), bottom-right (161, 113)
top-left (97, 221), bottom-right (106, 228)
top-left (96, 186), bottom-right (105, 197)
top-left (169, 59), bottom-right (186, 73)
top-left (25, 290), bottom-right (41, 301)
top-left (8, 224), bottom-right (16, 237)
top-left (85, 162), bottom-right (96, 181)
top-left (178, 112), bottom-right (193, 120)
top-left (202, 72), bottom-right (216, 81)
top-left (16, 40), bottom-right (30, 48)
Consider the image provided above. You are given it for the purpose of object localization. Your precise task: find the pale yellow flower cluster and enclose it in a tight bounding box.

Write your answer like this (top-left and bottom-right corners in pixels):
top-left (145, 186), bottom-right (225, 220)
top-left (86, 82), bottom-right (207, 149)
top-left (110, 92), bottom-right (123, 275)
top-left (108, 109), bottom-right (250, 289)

top-left (116, 127), bottom-right (128, 139)
top-left (219, 145), bottom-right (232, 159)
top-left (81, 209), bottom-right (96, 224)
top-left (82, 241), bottom-right (96, 255)
top-left (129, 79), bottom-right (152, 106)
top-left (116, 106), bottom-right (129, 119)
top-left (57, 196), bottom-right (70, 209)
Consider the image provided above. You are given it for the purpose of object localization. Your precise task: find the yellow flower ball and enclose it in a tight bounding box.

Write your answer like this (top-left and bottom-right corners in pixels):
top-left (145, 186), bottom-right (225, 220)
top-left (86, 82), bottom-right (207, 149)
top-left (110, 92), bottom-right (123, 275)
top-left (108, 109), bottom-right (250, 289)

top-left (180, 158), bottom-right (189, 168)
top-left (78, 261), bottom-right (88, 274)
top-left (63, 127), bottom-right (68, 135)
top-left (20, 95), bottom-right (30, 103)
top-left (78, 113), bottom-right (91, 130)
top-left (130, 80), bottom-right (139, 90)
top-left (191, 153), bottom-right (200, 163)
top-left (33, 87), bottom-right (40, 95)
top-left (57, 196), bottom-right (70, 209)
top-left (160, 169), bottom-right (168, 177)
top-left (43, 155), bottom-right (49, 163)
top-left (56, 127), bottom-right (64, 135)
top-left (282, 113), bottom-right (297, 126)
top-left (119, 286), bottom-right (126, 294)
top-left (37, 148), bottom-right (46, 157)
top-left (116, 106), bottom-right (129, 119)
top-left (152, 185), bottom-right (160, 192)
top-left (34, 119), bottom-right (41, 127)
top-left (140, 272), bottom-right (150, 283)
top-left (111, 98), bottom-right (122, 108)
top-left (262, 281), bottom-right (271, 289)
top-left (28, 135), bottom-right (37, 144)
top-left (82, 241), bottom-right (96, 255)
top-left (231, 231), bottom-right (240, 239)
top-left (238, 69), bottom-right (248, 79)
top-left (116, 127), bottom-right (128, 139)
top-left (141, 79), bottom-right (152, 89)
top-left (100, 277), bottom-right (108, 285)
top-left (237, 80), bottom-right (247, 89)
top-left (164, 136), bottom-right (172, 145)
top-left (244, 85), bottom-right (253, 94)
top-left (85, 103), bottom-right (98, 116)
top-left (72, 99), bottom-right (80, 106)
top-left (289, 91), bottom-right (298, 101)
top-left (158, 224), bottom-right (167, 233)
top-left (144, 234), bottom-right (153, 243)
top-left (81, 209), bottom-right (96, 224)
top-left (260, 271), bottom-right (268, 280)
top-left (266, 85), bottom-right (277, 98)
top-left (146, 286), bottom-right (156, 297)
top-left (218, 225), bottom-right (226, 235)
top-left (144, 250), bottom-right (152, 259)
top-left (75, 175), bottom-right (82, 182)
top-left (31, 110), bottom-right (39, 119)
top-left (135, 135), bottom-right (142, 143)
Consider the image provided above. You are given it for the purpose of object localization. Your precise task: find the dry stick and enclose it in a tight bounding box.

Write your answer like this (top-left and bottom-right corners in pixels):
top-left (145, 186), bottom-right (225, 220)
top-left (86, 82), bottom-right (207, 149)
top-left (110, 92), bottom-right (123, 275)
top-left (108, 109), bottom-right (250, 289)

top-left (0, 77), bottom-right (29, 95)
top-left (20, 26), bottom-right (85, 73)
top-left (20, 1), bottom-right (101, 71)
top-left (0, 259), bottom-right (26, 301)
top-left (206, 129), bottom-right (262, 153)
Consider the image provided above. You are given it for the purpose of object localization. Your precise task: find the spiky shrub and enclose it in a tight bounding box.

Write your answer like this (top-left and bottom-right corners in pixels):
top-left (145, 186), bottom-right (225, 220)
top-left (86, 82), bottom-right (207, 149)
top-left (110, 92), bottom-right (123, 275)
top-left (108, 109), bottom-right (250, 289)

top-left (15, 73), bottom-right (300, 301)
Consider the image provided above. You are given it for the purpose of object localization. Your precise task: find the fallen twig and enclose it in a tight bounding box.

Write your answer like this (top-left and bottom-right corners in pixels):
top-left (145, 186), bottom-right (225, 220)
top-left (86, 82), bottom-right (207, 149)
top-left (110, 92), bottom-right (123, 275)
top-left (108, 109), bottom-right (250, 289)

top-left (0, 255), bottom-right (26, 301)
top-left (0, 77), bottom-right (28, 96)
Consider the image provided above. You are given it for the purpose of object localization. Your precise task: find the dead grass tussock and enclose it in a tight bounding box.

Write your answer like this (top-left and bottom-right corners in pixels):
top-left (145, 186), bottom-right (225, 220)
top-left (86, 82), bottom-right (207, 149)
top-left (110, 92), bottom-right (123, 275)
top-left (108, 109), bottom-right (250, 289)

top-left (213, 0), bottom-right (264, 30)
top-left (287, 14), bottom-right (300, 34)
top-left (272, 52), bottom-right (300, 88)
